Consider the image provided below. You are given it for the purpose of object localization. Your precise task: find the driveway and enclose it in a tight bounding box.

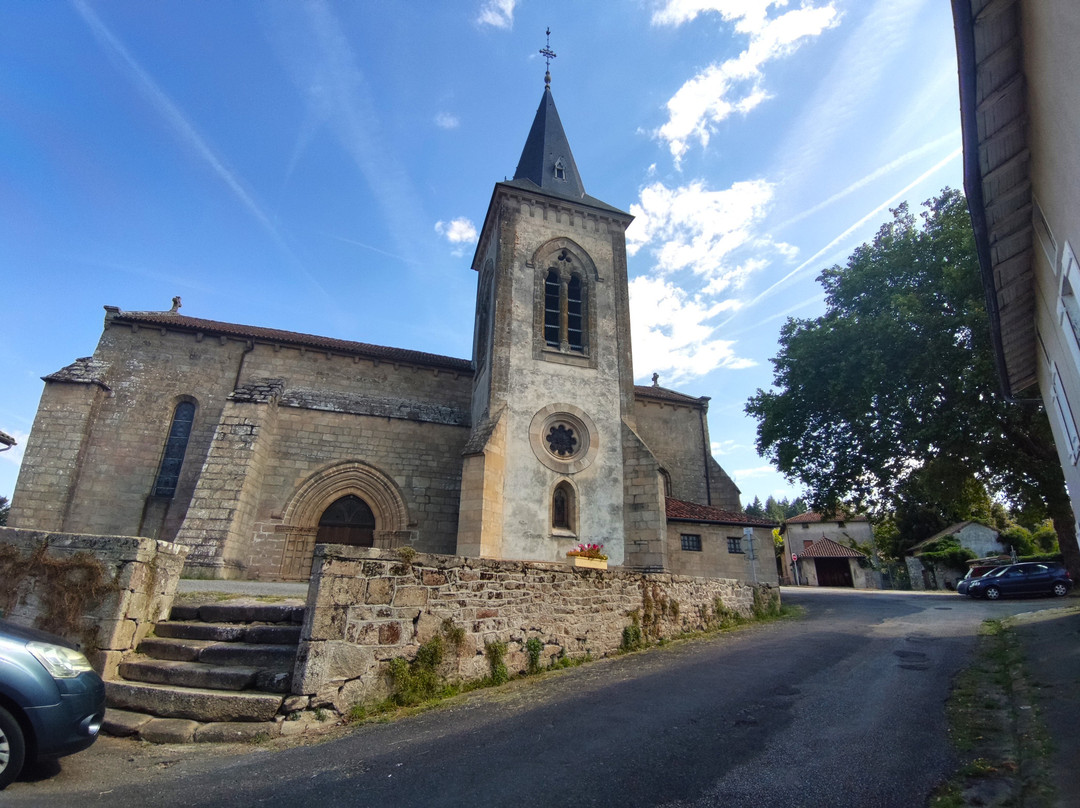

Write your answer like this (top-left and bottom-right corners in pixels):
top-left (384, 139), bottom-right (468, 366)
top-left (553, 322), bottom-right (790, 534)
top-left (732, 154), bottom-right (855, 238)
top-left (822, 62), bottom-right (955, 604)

top-left (5, 588), bottom-right (1066, 807)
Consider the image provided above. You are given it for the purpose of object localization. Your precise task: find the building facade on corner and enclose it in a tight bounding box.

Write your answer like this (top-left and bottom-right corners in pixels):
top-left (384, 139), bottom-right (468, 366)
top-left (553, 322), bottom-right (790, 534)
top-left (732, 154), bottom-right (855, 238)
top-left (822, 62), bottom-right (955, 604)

top-left (954, 0), bottom-right (1080, 565)
top-left (10, 79), bottom-right (773, 585)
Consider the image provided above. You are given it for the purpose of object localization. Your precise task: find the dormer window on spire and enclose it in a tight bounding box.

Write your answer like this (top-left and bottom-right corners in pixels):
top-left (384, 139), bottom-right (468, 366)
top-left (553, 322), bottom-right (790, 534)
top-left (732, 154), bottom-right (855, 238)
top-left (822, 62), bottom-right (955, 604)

top-left (554, 158), bottom-right (565, 181)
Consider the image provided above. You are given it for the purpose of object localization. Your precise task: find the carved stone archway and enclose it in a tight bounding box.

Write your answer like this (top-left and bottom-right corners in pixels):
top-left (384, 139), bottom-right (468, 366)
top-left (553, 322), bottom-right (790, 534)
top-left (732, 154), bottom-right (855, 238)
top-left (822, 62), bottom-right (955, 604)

top-left (277, 461), bottom-right (411, 580)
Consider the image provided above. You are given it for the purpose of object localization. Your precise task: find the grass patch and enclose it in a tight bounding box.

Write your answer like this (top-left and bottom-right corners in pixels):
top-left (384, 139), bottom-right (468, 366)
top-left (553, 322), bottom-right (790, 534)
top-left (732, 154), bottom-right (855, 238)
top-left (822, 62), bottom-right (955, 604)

top-left (931, 618), bottom-right (1055, 807)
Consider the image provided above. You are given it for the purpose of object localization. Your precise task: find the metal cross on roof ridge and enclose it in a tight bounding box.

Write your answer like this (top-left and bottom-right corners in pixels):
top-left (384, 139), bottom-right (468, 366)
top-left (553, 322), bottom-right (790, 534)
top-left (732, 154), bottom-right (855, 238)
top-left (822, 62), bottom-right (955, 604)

top-left (540, 27), bottom-right (556, 87)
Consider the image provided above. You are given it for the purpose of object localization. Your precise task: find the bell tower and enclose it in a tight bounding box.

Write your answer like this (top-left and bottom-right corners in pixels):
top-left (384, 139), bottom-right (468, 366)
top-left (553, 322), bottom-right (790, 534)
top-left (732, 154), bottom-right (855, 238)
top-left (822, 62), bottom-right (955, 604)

top-left (457, 53), bottom-right (650, 566)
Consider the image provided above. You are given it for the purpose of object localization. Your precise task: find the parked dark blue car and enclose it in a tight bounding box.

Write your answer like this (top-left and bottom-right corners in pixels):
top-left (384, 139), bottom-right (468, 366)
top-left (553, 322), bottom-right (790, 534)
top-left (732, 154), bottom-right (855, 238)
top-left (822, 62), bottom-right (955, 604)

top-left (964, 562), bottom-right (1072, 600)
top-left (0, 620), bottom-right (105, 789)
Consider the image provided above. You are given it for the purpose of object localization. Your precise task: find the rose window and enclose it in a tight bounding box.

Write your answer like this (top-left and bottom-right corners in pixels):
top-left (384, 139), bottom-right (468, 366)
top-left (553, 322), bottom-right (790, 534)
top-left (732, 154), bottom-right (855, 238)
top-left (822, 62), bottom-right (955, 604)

top-left (546, 424), bottom-right (578, 456)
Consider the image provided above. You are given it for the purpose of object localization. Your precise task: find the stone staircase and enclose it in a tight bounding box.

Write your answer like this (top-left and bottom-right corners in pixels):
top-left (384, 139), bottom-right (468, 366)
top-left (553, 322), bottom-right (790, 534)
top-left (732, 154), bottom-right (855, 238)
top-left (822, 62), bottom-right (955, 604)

top-left (103, 598), bottom-right (308, 743)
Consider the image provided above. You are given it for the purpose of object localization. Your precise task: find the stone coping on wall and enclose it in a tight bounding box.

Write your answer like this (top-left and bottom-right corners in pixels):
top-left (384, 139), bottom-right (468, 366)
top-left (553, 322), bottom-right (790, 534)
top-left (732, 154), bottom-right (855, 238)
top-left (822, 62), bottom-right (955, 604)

top-left (0, 527), bottom-right (189, 677)
top-left (295, 545), bottom-right (772, 714)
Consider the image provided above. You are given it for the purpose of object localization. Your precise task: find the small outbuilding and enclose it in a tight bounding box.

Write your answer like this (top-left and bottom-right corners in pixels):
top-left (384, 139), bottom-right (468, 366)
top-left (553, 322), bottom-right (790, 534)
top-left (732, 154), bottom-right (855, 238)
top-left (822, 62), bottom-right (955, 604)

top-left (905, 521), bottom-right (1004, 590)
top-left (794, 537), bottom-right (877, 588)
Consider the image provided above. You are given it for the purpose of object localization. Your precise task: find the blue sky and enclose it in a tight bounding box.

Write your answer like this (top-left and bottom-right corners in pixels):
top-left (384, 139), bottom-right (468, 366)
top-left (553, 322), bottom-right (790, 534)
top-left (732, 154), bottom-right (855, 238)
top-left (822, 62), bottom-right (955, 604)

top-left (0, 0), bottom-right (963, 507)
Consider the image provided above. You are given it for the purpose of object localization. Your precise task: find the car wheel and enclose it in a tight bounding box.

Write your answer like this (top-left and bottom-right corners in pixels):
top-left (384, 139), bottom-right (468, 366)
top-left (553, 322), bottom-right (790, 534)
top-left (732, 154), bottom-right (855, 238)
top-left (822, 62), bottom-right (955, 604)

top-left (1053, 582), bottom-right (1069, 597)
top-left (0, 705), bottom-right (26, 790)
top-left (984, 586), bottom-right (1001, 600)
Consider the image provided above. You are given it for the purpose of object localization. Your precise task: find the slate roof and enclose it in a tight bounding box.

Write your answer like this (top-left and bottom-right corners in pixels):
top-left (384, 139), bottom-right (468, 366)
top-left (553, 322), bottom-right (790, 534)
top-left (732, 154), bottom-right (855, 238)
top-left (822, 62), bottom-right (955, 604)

top-left (42, 357), bottom-right (112, 389)
top-left (502, 87), bottom-right (629, 217)
top-left (665, 497), bottom-right (777, 528)
top-left (797, 537), bottom-right (865, 559)
top-left (514, 86), bottom-right (586, 200)
top-left (103, 307), bottom-right (473, 374)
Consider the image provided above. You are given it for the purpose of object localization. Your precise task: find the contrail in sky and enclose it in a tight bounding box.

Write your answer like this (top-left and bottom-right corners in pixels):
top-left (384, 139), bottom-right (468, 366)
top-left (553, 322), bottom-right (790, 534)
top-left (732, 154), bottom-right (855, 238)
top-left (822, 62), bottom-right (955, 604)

top-left (722, 146), bottom-right (963, 327)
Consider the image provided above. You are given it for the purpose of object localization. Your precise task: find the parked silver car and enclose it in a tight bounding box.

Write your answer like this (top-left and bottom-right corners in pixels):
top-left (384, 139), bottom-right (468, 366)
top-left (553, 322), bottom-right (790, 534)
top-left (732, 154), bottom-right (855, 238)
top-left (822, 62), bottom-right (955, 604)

top-left (0, 620), bottom-right (105, 789)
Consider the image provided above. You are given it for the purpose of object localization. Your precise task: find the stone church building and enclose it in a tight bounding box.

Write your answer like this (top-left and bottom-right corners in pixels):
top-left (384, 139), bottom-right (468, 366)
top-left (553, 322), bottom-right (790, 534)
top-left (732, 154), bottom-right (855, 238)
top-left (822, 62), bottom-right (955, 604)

top-left (10, 80), bottom-right (775, 583)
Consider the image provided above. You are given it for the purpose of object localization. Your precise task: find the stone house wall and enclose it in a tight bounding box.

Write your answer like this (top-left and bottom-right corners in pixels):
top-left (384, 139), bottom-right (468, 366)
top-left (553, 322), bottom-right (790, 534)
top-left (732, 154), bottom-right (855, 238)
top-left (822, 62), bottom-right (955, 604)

top-left (666, 524), bottom-right (779, 584)
top-left (293, 545), bottom-right (772, 712)
top-left (0, 527), bottom-right (188, 678)
top-left (953, 523), bottom-right (1002, 557)
top-left (787, 518), bottom-right (874, 551)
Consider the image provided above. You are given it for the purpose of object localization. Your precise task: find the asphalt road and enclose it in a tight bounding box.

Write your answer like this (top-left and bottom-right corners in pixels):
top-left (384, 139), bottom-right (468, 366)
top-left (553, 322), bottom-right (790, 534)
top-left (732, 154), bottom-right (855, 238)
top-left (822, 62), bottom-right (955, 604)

top-left (6, 588), bottom-right (1063, 808)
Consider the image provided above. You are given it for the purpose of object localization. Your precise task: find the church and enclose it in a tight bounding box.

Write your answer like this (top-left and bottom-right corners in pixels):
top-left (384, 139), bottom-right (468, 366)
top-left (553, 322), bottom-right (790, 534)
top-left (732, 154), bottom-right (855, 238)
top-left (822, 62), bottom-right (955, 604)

top-left (9, 74), bottom-right (776, 584)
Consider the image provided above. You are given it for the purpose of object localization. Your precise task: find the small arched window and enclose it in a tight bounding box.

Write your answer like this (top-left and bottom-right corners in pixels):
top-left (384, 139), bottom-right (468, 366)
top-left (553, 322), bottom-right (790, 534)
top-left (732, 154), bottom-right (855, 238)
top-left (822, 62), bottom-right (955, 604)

top-left (152, 401), bottom-right (196, 498)
top-left (552, 481), bottom-right (576, 534)
top-left (317, 494), bottom-right (376, 547)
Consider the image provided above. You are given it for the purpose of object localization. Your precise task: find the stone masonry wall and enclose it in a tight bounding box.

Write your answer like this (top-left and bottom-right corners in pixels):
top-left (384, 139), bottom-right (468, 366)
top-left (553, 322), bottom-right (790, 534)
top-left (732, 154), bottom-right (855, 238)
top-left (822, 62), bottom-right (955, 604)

top-left (632, 396), bottom-right (741, 512)
top-left (293, 545), bottom-right (772, 713)
top-left (667, 524), bottom-right (780, 584)
top-left (0, 527), bottom-right (188, 678)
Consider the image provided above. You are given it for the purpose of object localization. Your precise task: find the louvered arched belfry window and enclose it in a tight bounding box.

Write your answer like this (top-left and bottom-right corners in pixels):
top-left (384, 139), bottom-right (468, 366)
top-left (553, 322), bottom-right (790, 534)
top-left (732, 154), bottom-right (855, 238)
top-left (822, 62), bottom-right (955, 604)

top-left (542, 251), bottom-right (586, 354)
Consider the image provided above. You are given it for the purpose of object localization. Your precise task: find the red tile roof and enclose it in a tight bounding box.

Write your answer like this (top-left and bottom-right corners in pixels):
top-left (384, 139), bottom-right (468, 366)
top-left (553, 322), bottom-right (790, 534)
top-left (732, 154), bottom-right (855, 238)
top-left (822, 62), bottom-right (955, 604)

top-left (104, 307), bottom-right (474, 373)
top-left (785, 510), bottom-right (868, 525)
top-left (665, 497), bottom-right (777, 527)
top-left (797, 537), bottom-right (866, 559)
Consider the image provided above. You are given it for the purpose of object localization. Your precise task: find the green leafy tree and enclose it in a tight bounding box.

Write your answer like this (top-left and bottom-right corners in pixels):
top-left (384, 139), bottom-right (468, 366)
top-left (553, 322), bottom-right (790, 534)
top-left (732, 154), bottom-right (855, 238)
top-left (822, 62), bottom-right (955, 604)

top-left (746, 189), bottom-right (1079, 580)
top-left (999, 526), bottom-right (1035, 556)
top-left (1031, 522), bottom-right (1059, 553)
top-left (744, 496), bottom-right (766, 518)
top-left (0, 495), bottom-right (7, 527)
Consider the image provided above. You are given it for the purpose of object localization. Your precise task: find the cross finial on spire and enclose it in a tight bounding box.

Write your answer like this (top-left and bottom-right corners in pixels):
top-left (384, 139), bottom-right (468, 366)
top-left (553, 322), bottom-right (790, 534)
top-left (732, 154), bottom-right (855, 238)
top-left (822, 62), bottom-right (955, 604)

top-left (540, 27), bottom-right (556, 88)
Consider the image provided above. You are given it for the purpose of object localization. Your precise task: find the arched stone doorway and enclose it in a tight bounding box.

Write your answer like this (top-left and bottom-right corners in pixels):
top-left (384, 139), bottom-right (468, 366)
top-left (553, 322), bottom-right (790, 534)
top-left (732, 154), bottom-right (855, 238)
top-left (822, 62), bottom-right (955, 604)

top-left (278, 461), bottom-right (411, 580)
top-left (317, 494), bottom-right (376, 547)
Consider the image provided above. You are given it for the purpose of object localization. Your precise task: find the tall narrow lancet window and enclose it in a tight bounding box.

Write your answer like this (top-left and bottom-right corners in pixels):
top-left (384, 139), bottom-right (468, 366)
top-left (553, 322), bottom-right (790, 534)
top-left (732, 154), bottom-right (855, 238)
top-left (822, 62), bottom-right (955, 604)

top-left (544, 269), bottom-right (562, 347)
top-left (152, 401), bottom-right (196, 498)
top-left (552, 481), bottom-right (575, 533)
top-left (317, 495), bottom-right (376, 547)
top-left (566, 274), bottom-right (583, 351)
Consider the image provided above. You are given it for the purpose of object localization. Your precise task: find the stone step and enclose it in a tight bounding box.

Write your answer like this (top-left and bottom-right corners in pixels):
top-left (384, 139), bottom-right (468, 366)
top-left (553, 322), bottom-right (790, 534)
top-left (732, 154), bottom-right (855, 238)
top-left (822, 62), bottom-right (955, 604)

top-left (198, 642), bottom-right (297, 669)
top-left (106, 680), bottom-right (284, 723)
top-left (119, 658), bottom-right (261, 691)
top-left (153, 621), bottom-right (302, 644)
top-left (137, 637), bottom-right (216, 662)
top-left (120, 657), bottom-right (293, 693)
top-left (170, 601), bottom-right (305, 625)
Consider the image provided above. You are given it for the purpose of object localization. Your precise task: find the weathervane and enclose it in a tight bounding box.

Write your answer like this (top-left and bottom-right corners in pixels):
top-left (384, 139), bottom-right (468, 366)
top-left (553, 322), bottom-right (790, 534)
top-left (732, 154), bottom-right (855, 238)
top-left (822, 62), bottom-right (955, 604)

top-left (540, 27), bottom-right (556, 87)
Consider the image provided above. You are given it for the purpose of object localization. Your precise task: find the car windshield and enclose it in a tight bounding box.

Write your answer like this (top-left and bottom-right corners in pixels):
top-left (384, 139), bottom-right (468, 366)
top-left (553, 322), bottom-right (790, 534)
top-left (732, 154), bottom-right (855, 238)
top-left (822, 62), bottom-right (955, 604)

top-left (985, 566), bottom-right (1012, 577)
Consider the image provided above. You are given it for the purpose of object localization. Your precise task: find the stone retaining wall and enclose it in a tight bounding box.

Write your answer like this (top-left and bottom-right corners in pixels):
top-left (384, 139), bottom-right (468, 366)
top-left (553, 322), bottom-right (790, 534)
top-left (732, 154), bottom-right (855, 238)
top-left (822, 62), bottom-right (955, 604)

top-left (0, 527), bottom-right (189, 677)
top-left (294, 545), bottom-right (772, 712)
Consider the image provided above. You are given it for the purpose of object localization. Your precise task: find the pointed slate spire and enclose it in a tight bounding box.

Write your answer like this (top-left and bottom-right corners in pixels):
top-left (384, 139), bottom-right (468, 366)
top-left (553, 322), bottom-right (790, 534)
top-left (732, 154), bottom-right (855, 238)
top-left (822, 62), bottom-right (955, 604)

top-left (512, 86), bottom-right (586, 201)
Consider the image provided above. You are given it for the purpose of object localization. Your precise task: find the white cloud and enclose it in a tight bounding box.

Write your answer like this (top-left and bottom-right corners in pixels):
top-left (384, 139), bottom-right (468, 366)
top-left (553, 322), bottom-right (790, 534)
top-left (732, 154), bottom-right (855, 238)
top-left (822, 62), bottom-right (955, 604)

top-left (653, 1), bottom-right (839, 164)
top-left (625, 176), bottom-right (797, 384)
top-left (435, 112), bottom-right (460, 130)
top-left (477, 0), bottom-right (516, 28)
top-left (435, 217), bottom-right (478, 256)
top-left (628, 178), bottom-right (787, 293)
top-left (629, 275), bottom-right (756, 385)
top-left (711, 439), bottom-right (749, 456)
